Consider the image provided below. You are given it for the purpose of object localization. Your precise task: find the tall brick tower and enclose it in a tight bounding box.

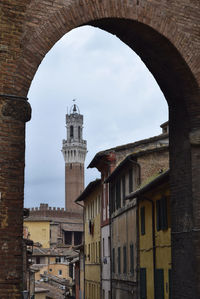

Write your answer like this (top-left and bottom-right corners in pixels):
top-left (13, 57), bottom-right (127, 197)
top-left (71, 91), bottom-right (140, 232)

top-left (62, 103), bottom-right (87, 212)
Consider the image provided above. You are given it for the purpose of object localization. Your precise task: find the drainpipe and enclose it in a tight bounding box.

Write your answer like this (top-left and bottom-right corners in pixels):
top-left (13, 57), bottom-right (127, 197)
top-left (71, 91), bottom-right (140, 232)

top-left (76, 201), bottom-right (85, 299)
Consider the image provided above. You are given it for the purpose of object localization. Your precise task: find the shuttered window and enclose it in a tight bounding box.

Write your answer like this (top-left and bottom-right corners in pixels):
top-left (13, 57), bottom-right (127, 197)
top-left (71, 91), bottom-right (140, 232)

top-left (129, 169), bottom-right (133, 193)
top-left (140, 268), bottom-right (147, 299)
top-left (110, 185), bottom-right (115, 213)
top-left (140, 207), bottom-right (145, 235)
top-left (130, 244), bottom-right (134, 274)
top-left (122, 175), bottom-right (126, 206)
top-left (155, 269), bottom-right (164, 299)
top-left (116, 180), bottom-right (121, 209)
top-left (156, 197), bottom-right (168, 231)
top-left (123, 246), bottom-right (127, 274)
top-left (112, 248), bottom-right (115, 273)
top-left (118, 247), bottom-right (121, 274)
top-left (169, 269), bottom-right (172, 299)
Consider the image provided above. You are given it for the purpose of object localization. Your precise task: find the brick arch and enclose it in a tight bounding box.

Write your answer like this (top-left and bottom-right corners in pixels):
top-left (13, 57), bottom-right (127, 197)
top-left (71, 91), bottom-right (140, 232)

top-left (13, 0), bottom-right (199, 99)
top-left (0, 0), bottom-right (200, 298)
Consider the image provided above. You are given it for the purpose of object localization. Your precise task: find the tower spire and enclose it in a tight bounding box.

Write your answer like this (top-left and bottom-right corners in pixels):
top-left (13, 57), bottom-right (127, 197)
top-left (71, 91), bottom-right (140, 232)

top-left (62, 101), bottom-right (87, 212)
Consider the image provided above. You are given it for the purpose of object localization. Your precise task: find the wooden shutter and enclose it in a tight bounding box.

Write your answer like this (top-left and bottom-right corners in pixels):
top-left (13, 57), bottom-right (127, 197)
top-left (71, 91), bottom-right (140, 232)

top-left (118, 247), bottom-right (121, 274)
top-left (161, 197), bottom-right (168, 230)
top-left (112, 248), bottom-right (115, 273)
top-left (156, 200), bottom-right (161, 231)
top-left (123, 245), bottom-right (127, 273)
top-left (155, 269), bottom-right (164, 299)
top-left (129, 168), bottom-right (133, 193)
top-left (140, 207), bottom-right (145, 235)
top-left (140, 268), bottom-right (147, 299)
top-left (169, 269), bottom-right (172, 299)
top-left (122, 175), bottom-right (126, 206)
top-left (130, 244), bottom-right (134, 274)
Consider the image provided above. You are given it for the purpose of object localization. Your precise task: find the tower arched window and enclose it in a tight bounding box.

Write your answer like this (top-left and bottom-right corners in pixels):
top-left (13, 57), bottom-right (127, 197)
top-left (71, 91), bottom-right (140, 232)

top-left (78, 126), bottom-right (81, 139)
top-left (70, 125), bottom-right (74, 138)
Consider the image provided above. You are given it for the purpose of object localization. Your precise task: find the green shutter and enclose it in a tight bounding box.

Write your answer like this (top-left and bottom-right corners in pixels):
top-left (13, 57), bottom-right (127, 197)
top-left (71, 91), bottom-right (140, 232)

top-left (155, 269), bottom-right (164, 299)
top-left (169, 269), bottom-right (172, 299)
top-left (156, 200), bottom-right (161, 231)
top-left (140, 207), bottom-right (145, 235)
top-left (161, 197), bottom-right (168, 230)
top-left (118, 247), bottom-right (121, 274)
top-left (140, 268), bottom-right (147, 299)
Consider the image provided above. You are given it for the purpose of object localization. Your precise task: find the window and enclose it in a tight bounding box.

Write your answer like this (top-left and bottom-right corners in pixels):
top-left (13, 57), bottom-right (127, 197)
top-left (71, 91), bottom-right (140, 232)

top-left (118, 247), bottom-right (121, 274)
top-left (129, 168), bottom-right (133, 193)
top-left (49, 268), bottom-right (52, 272)
top-left (99, 241), bottom-right (101, 263)
top-left (122, 175), bottom-right (126, 206)
top-left (65, 231), bottom-right (72, 245)
top-left (36, 257), bottom-right (40, 264)
top-left (116, 180), bottom-right (121, 209)
top-left (156, 197), bottom-right (168, 231)
top-left (58, 269), bottom-right (62, 275)
top-left (112, 248), bottom-right (115, 273)
top-left (74, 232), bottom-right (82, 245)
top-left (110, 185), bottom-right (115, 213)
top-left (140, 207), bottom-right (145, 235)
top-left (56, 257), bottom-right (61, 263)
top-left (140, 268), bottom-right (147, 299)
top-left (123, 246), bottom-right (127, 274)
top-left (155, 269), bottom-right (164, 299)
top-left (103, 238), bottom-right (105, 257)
top-left (88, 244), bottom-right (90, 261)
top-left (70, 125), bottom-right (73, 138)
top-left (130, 244), bottom-right (134, 274)
top-left (69, 264), bottom-right (73, 278)
top-left (78, 126), bottom-right (81, 139)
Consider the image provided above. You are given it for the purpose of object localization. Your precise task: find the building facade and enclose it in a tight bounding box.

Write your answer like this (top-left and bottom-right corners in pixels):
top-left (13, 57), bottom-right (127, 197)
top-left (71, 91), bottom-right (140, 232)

top-left (136, 170), bottom-right (171, 299)
top-left (76, 179), bottom-right (102, 299)
top-left (88, 121), bottom-right (169, 299)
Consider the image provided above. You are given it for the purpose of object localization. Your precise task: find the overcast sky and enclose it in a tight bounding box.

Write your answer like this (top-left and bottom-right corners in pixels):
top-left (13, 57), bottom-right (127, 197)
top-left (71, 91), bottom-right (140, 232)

top-left (24, 25), bottom-right (168, 208)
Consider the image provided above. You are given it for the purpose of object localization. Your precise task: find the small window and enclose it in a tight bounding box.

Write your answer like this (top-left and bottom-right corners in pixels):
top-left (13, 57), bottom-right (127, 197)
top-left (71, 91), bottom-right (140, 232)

top-left (49, 268), bottom-right (52, 272)
top-left (129, 169), bottom-right (133, 193)
top-left (122, 175), bottom-right (126, 206)
top-left (118, 247), bottom-right (121, 274)
top-left (116, 180), bottom-right (121, 209)
top-left (156, 197), bottom-right (168, 231)
top-left (74, 232), bottom-right (82, 245)
top-left (58, 269), bottom-right (62, 275)
top-left (140, 206), bottom-right (145, 235)
top-left (130, 244), bottom-right (134, 274)
top-left (112, 248), bottom-right (115, 273)
top-left (70, 125), bottom-right (73, 138)
top-left (140, 268), bottom-right (147, 299)
top-left (123, 246), bottom-right (127, 274)
top-left (78, 126), bottom-right (81, 139)
top-left (65, 231), bottom-right (72, 245)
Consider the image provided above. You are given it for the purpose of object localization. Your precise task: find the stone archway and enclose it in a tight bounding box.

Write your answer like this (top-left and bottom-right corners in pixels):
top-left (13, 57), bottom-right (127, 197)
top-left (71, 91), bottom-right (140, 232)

top-left (0, 0), bottom-right (199, 298)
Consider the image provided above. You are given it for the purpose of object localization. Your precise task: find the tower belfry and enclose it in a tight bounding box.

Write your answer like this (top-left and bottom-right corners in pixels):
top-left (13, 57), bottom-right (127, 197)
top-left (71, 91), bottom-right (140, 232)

top-left (62, 102), bottom-right (87, 212)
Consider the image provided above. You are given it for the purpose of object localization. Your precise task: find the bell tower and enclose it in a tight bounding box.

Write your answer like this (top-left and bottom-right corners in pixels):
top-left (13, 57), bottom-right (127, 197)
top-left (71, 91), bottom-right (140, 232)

top-left (62, 102), bottom-right (87, 212)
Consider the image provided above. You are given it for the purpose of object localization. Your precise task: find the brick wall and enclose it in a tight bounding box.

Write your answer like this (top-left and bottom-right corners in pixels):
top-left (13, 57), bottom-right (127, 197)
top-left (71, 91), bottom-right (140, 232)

top-left (0, 0), bottom-right (199, 297)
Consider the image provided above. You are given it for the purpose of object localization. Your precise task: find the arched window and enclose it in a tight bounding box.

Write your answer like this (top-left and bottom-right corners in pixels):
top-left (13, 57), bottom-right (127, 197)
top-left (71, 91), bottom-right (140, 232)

top-left (70, 125), bottom-right (73, 138)
top-left (78, 126), bottom-right (81, 139)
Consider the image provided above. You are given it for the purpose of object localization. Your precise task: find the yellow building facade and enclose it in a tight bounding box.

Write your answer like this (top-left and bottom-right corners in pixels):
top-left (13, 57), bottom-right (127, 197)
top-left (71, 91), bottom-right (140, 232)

top-left (76, 179), bottom-right (101, 299)
top-left (137, 170), bottom-right (171, 299)
top-left (24, 220), bottom-right (50, 248)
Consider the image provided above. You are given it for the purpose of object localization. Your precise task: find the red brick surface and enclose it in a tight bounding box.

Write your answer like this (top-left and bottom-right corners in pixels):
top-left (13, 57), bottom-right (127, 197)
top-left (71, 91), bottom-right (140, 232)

top-left (0, 0), bottom-right (199, 297)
